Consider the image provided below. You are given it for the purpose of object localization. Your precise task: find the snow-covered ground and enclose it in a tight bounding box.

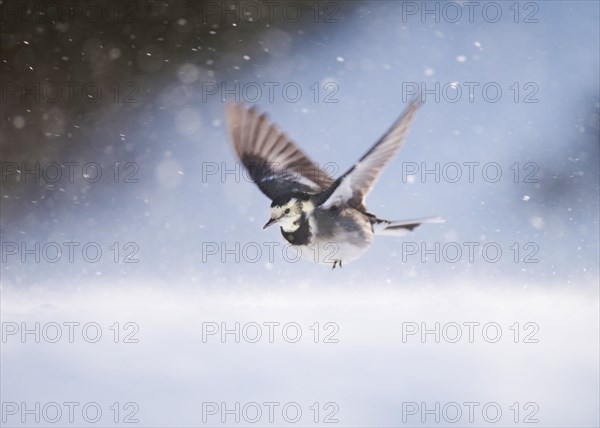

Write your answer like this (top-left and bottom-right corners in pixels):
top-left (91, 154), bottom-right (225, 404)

top-left (2, 281), bottom-right (598, 427)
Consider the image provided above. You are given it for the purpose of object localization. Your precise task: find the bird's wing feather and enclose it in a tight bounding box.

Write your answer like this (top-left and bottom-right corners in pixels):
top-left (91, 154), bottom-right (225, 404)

top-left (225, 103), bottom-right (335, 200)
top-left (316, 98), bottom-right (422, 209)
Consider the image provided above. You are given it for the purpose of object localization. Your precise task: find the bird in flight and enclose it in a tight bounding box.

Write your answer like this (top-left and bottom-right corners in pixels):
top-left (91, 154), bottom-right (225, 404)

top-left (225, 100), bottom-right (442, 269)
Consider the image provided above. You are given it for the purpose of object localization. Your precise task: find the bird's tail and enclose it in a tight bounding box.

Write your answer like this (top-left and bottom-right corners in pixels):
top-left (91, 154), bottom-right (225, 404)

top-left (373, 216), bottom-right (445, 236)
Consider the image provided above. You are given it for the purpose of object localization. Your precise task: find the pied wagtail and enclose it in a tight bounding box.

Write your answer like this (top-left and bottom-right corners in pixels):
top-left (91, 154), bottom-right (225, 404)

top-left (225, 99), bottom-right (443, 269)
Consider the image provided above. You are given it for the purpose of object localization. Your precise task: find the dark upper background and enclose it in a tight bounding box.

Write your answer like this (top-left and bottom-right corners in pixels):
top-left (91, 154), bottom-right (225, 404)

top-left (1, 0), bottom-right (598, 287)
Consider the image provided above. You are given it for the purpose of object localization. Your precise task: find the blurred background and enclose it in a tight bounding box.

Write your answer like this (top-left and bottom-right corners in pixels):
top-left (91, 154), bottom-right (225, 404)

top-left (1, 0), bottom-right (598, 286)
top-left (1, 1), bottom-right (599, 426)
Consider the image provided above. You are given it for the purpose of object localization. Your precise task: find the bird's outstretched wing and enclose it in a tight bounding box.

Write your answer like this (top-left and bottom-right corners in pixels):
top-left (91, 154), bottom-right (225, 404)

top-left (316, 97), bottom-right (422, 209)
top-left (225, 103), bottom-right (335, 200)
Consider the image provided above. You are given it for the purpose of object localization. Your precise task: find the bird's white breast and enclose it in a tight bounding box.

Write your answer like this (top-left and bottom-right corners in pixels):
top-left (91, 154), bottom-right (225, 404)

top-left (289, 240), bottom-right (370, 265)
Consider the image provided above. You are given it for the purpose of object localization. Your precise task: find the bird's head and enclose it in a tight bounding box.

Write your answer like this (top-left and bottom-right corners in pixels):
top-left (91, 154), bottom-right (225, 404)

top-left (263, 194), bottom-right (312, 231)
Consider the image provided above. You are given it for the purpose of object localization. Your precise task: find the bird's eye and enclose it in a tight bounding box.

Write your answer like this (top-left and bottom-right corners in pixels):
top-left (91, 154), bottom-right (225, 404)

top-left (284, 208), bottom-right (291, 214)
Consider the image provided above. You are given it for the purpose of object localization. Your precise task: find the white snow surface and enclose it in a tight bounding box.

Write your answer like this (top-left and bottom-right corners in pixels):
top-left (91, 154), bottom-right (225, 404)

top-left (2, 281), bottom-right (598, 427)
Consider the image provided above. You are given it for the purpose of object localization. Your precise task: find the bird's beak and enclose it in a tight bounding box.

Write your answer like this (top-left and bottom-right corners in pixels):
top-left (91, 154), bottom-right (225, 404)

top-left (263, 218), bottom-right (277, 229)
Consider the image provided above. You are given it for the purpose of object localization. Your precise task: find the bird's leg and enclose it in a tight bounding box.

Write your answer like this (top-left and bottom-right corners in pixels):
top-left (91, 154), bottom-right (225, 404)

top-left (332, 260), bottom-right (338, 270)
top-left (340, 260), bottom-right (343, 268)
